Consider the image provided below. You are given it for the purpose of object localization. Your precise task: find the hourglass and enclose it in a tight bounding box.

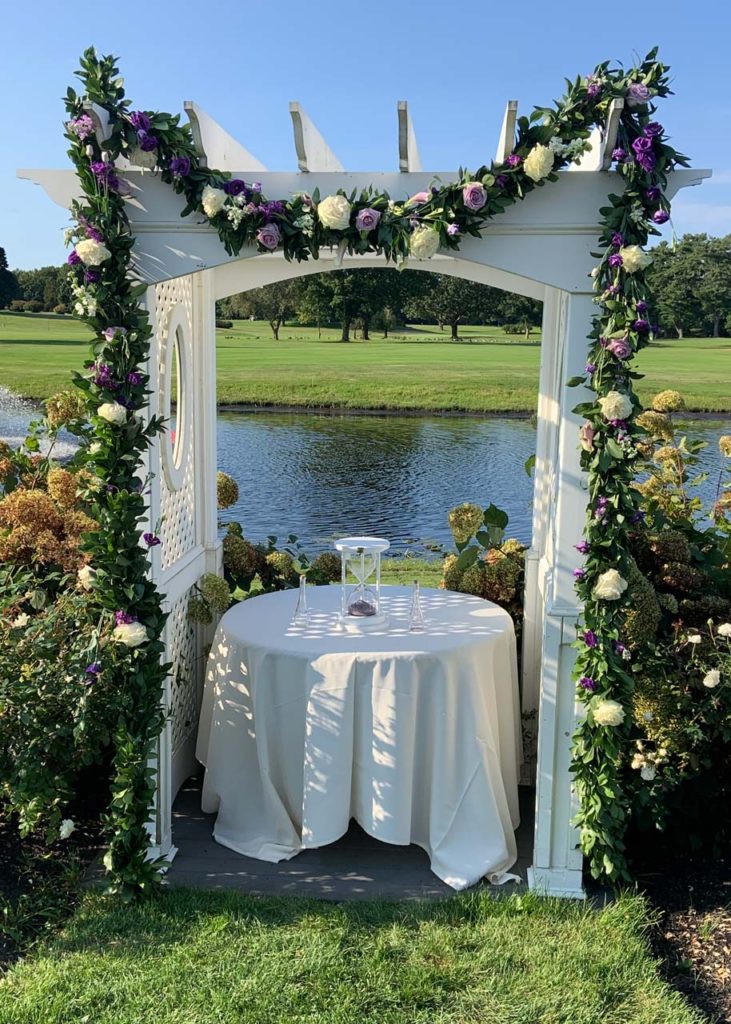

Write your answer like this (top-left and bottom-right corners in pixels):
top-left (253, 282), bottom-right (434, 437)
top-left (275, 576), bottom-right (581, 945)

top-left (334, 537), bottom-right (390, 631)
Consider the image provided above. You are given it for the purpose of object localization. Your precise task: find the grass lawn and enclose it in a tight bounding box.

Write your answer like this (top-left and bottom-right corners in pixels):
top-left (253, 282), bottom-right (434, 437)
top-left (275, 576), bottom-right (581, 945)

top-left (0, 889), bottom-right (703, 1024)
top-left (1, 312), bottom-right (729, 413)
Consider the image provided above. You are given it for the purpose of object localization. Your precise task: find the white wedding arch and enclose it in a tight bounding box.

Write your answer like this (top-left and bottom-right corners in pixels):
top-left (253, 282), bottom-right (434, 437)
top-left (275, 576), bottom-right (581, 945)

top-left (20, 98), bottom-right (709, 897)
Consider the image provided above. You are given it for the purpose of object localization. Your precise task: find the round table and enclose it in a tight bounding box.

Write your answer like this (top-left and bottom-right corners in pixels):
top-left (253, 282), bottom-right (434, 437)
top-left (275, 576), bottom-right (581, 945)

top-left (196, 584), bottom-right (521, 890)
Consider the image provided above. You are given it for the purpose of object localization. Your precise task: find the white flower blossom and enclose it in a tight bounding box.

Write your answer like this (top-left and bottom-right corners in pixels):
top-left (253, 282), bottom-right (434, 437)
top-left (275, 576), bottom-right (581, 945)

top-left (59, 819), bottom-right (76, 840)
top-left (127, 146), bottom-right (157, 170)
top-left (598, 391), bottom-right (633, 422)
top-left (112, 621), bottom-right (148, 648)
top-left (77, 565), bottom-right (96, 591)
top-left (201, 185), bottom-right (227, 218)
top-left (592, 569), bottom-right (628, 601)
top-left (317, 194), bottom-right (352, 231)
top-left (631, 753), bottom-right (645, 769)
top-left (640, 764), bottom-right (656, 781)
top-left (703, 669), bottom-right (720, 689)
top-left (592, 699), bottom-right (625, 727)
top-left (619, 245), bottom-right (653, 273)
top-left (10, 613), bottom-right (30, 629)
top-left (97, 401), bottom-right (128, 425)
top-left (409, 225), bottom-right (440, 260)
top-left (717, 623), bottom-right (731, 637)
top-left (687, 634), bottom-right (702, 645)
top-left (643, 711), bottom-right (654, 722)
top-left (523, 143), bottom-right (555, 182)
top-left (75, 238), bottom-right (111, 266)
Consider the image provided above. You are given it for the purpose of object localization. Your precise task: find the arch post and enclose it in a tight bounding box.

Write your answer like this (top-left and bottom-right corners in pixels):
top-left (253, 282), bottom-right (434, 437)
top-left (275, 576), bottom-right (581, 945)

top-left (528, 290), bottom-right (594, 898)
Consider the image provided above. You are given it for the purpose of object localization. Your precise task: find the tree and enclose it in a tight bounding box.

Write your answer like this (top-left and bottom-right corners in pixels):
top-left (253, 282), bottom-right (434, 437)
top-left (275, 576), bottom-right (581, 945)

top-left (645, 241), bottom-right (701, 338)
top-left (403, 274), bottom-right (503, 339)
top-left (497, 293), bottom-right (542, 339)
top-left (0, 247), bottom-right (19, 309)
top-left (350, 269), bottom-right (403, 340)
top-left (244, 280), bottom-right (301, 340)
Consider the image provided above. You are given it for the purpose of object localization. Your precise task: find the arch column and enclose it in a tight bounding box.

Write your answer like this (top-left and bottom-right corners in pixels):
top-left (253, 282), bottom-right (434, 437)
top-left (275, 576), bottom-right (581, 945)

top-left (528, 290), bottom-right (593, 897)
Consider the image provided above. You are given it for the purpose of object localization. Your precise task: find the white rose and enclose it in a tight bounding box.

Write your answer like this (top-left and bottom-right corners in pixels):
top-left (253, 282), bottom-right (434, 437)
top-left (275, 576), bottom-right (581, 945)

top-left (703, 669), bottom-right (720, 688)
top-left (201, 185), bottom-right (227, 218)
top-left (74, 238), bottom-right (111, 266)
top-left (598, 390), bottom-right (633, 422)
top-left (592, 568), bottom-right (628, 601)
top-left (97, 401), bottom-right (128, 425)
top-left (10, 613), bottom-right (30, 629)
top-left (717, 623), bottom-right (731, 638)
top-left (631, 753), bottom-right (645, 769)
top-left (77, 565), bottom-right (96, 591)
top-left (59, 819), bottom-right (76, 840)
top-left (128, 147), bottom-right (157, 170)
top-left (112, 621), bottom-right (148, 647)
top-left (409, 225), bottom-right (440, 260)
top-left (593, 699), bottom-right (625, 727)
top-left (523, 143), bottom-right (555, 182)
top-left (317, 194), bottom-right (352, 231)
top-left (619, 245), bottom-right (653, 274)
top-left (687, 634), bottom-right (702, 645)
top-left (640, 764), bottom-right (656, 781)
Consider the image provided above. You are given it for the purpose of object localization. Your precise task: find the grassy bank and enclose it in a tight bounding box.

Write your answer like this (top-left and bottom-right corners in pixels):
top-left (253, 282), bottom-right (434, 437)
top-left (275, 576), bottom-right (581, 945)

top-left (0, 889), bottom-right (702, 1024)
top-left (1, 312), bottom-right (729, 413)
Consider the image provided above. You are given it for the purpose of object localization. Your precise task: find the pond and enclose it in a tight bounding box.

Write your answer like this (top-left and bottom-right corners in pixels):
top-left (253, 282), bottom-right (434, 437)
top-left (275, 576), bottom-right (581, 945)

top-left (1, 390), bottom-right (728, 558)
top-left (218, 410), bottom-right (731, 557)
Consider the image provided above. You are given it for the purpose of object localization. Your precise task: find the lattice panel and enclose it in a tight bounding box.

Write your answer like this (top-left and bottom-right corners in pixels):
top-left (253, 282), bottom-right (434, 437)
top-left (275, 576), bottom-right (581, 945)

top-left (154, 276), bottom-right (197, 570)
top-left (168, 589), bottom-right (200, 756)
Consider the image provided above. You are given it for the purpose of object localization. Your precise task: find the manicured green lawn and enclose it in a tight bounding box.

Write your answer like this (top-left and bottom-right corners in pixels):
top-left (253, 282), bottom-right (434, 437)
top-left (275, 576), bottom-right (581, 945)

top-left (0, 889), bottom-right (702, 1024)
top-left (1, 312), bottom-right (729, 413)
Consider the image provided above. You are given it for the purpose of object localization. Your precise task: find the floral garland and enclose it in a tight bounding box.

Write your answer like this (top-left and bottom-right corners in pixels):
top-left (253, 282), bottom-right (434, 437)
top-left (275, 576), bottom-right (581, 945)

top-left (62, 47), bottom-right (686, 891)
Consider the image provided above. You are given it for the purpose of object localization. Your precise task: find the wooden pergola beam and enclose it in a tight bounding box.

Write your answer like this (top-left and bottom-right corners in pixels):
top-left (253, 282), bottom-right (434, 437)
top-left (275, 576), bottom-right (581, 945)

top-left (289, 102), bottom-right (344, 173)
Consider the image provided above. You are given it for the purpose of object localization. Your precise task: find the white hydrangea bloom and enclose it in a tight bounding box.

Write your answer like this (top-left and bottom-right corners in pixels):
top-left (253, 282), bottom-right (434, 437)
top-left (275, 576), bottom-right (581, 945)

top-left (409, 226), bottom-right (440, 260)
top-left (593, 699), bottom-right (625, 727)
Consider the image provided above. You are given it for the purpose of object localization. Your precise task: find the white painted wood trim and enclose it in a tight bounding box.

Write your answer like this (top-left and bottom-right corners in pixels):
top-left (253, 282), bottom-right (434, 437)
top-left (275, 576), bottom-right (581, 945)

top-left (496, 100), bottom-right (518, 163)
top-left (289, 102), bottom-right (344, 173)
top-left (397, 101), bottom-right (422, 172)
top-left (183, 101), bottom-right (267, 172)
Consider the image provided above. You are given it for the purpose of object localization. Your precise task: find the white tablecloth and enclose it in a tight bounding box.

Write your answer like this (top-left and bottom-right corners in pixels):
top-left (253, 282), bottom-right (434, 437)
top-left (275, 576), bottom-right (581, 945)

top-left (196, 584), bottom-right (521, 890)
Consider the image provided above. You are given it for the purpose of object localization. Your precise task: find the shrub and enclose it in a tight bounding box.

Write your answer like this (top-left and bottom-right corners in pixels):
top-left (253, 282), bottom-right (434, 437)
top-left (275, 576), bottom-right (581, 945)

top-left (25, 299), bottom-right (44, 313)
top-left (52, 303), bottom-right (69, 315)
top-left (216, 319), bottom-right (233, 329)
top-left (9, 299), bottom-right (28, 311)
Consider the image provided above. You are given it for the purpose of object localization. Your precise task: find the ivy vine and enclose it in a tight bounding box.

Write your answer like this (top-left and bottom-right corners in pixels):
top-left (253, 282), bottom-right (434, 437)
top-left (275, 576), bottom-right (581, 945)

top-left (62, 46), bottom-right (686, 891)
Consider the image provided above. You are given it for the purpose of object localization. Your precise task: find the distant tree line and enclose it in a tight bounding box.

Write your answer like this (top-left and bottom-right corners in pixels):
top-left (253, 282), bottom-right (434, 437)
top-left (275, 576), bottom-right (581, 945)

top-left (217, 269), bottom-right (543, 341)
top-left (3, 233), bottom-right (730, 339)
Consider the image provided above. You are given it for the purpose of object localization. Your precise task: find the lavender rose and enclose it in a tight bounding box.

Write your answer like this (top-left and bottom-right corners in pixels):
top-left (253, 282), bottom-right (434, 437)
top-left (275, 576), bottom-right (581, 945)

top-left (626, 82), bottom-right (651, 108)
top-left (355, 207), bottom-right (381, 233)
top-left (129, 111), bottom-right (151, 131)
top-left (462, 182), bottom-right (487, 211)
top-left (169, 156), bottom-right (191, 178)
top-left (256, 223), bottom-right (281, 251)
top-left (607, 337), bottom-right (632, 360)
top-left (643, 122), bottom-right (663, 137)
top-left (652, 210), bottom-right (669, 224)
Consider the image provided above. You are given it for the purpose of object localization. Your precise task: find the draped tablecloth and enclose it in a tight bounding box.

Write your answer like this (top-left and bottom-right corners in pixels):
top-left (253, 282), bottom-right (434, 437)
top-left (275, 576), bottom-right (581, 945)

top-left (196, 584), bottom-right (521, 890)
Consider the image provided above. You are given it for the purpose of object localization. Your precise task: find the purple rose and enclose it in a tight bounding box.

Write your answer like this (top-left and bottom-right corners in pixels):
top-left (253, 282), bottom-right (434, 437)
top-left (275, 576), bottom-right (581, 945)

top-left (613, 641), bottom-right (627, 656)
top-left (143, 532), bottom-right (161, 547)
top-left (256, 223), bottom-right (281, 251)
top-left (633, 319), bottom-right (650, 333)
top-left (506, 154), bottom-right (522, 168)
top-left (585, 362), bottom-right (597, 374)
top-left (355, 207), bottom-right (381, 233)
top-left (636, 300), bottom-right (648, 314)
top-left (574, 568), bottom-right (587, 581)
top-left (495, 174), bottom-right (508, 188)
top-left (462, 182), bottom-right (487, 211)
top-left (251, 182), bottom-right (262, 193)
top-left (630, 509), bottom-right (646, 524)
top-left (579, 676), bottom-right (596, 691)
top-left (102, 326), bottom-right (127, 341)
top-left (608, 253), bottom-right (623, 268)
top-left (67, 251), bottom-right (81, 265)
top-left (130, 111), bottom-right (151, 132)
top-left (607, 337), bottom-right (632, 360)
top-left (632, 136), bottom-right (654, 155)
top-left (643, 122), bottom-right (663, 137)
top-left (652, 210), bottom-right (669, 224)
top-left (94, 364), bottom-right (116, 388)
top-left (583, 630), bottom-right (598, 648)
top-left (84, 269), bottom-right (99, 284)
top-left (127, 371), bottom-right (143, 385)
top-left (587, 76), bottom-right (602, 99)
top-left (636, 151), bottom-right (657, 173)
top-left (114, 610), bottom-right (136, 625)
top-left (645, 187), bottom-right (661, 203)
top-left (611, 232), bottom-right (624, 247)
top-left (447, 223), bottom-right (460, 237)
top-left (224, 178), bottom-right (247, 196)
top-left (626, 82), bottom-right (651, 107)
top-left (612, 147), bottom-right (627, 162)
top-left (85, 662), bottom-right (102, 677)
top-left (169, 156), bottom-right (191, 178)
top-left (575, 541), bottom-right (590, 554)
top-left (137, 130), bottom-right (159, 152)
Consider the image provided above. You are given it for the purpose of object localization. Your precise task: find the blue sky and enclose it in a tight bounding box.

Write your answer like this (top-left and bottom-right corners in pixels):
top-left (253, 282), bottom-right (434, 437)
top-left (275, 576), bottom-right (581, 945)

top-left (1, 0), bottom-right (728, 269)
